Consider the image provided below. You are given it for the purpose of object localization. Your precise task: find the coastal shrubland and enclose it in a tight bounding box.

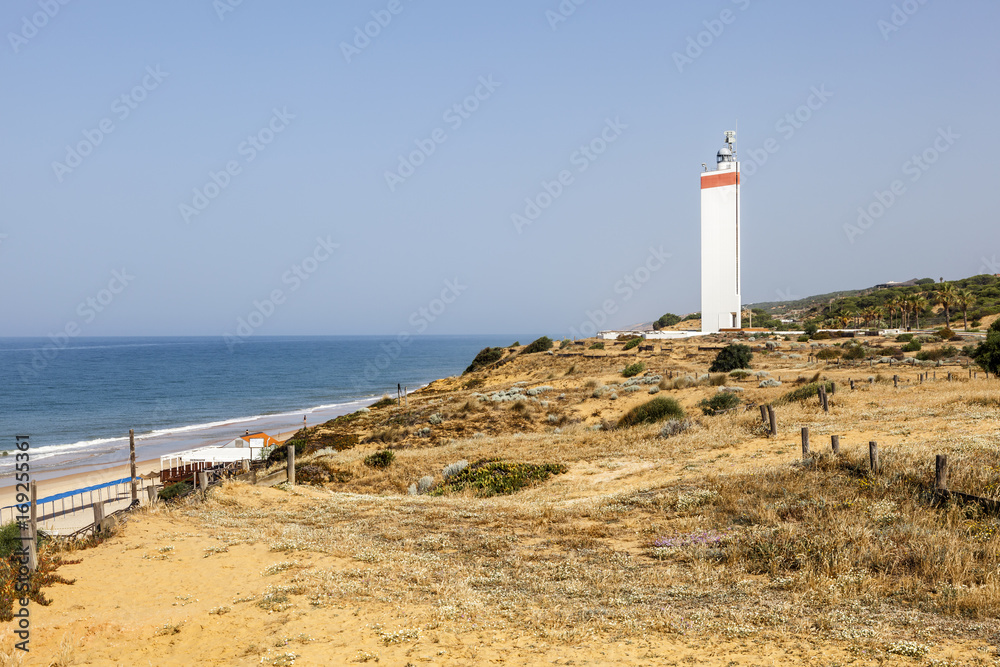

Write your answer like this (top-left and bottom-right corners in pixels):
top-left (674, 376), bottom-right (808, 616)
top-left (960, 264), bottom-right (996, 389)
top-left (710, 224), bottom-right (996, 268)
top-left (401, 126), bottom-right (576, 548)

top-left (33, 330), bottom-right (1000, 663)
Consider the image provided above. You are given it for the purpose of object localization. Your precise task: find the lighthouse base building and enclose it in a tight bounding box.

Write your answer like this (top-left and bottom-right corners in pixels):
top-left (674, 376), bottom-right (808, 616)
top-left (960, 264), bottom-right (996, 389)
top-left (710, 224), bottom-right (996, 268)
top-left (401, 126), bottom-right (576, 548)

top-left (701, 131), bottom-right (742, 333)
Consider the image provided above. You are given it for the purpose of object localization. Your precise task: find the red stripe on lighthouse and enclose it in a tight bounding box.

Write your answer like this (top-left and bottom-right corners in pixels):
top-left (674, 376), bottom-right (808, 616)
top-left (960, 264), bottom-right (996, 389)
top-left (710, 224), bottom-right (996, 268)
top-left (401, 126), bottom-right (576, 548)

top-left (701, 172), bottom-right (740, 189)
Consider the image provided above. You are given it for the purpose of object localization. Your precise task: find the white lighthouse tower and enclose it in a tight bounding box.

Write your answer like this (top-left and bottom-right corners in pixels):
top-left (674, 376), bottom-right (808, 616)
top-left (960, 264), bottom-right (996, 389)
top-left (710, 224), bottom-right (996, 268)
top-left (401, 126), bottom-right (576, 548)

top-left (700, 130), bottom-right (741, 333)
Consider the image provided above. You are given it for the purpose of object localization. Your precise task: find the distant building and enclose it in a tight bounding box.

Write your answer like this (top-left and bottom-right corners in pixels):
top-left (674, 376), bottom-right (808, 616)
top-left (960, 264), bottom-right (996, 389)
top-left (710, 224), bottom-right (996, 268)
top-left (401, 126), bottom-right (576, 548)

top-left (874, 279), bottom-right (919, 289)
top-left (701, 131), bottom-right (741, 333)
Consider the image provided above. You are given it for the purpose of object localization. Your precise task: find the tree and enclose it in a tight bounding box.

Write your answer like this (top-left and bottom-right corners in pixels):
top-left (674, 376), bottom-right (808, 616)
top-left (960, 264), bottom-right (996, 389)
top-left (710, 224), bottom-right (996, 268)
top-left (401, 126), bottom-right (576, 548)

top-left (653, 313), bottom-right (682, 330)
top-left (955, 288), bottom-right (974, 331)
top-left (709, 344), bottom-right (752, 373)
top-left (936, 284), bottom-right (956, 326)
top-left (972, 318), bottom-right (1000, 375)
top-left (911, 294), bottom-right (927, 330)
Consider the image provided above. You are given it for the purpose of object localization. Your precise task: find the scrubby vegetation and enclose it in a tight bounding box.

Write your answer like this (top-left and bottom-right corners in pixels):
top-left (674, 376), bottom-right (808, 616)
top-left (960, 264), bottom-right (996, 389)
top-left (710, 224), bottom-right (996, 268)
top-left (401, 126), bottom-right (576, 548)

top-left (652, 312), bottom-right (682, 329)
top-left (521, 336), bottom-right (554, 355)
top-left (776, 381), bottom-right (834, 404)
top-left (363, 449), bottom-right (395, 469)
top-left (621, 362), bottom-right (645, 378)
top-left (588, 342), bottom-right (604, 350)
top-left (158, 481), bottom-right (193, 501)
top-left (973, 318), bottom-right (1000, 374)
top-left (623, 338), bottom-right (641, 350)
top-left (616, 396), bottom-right (684, 428)
top-left (430, 460), bottom-right (567, 497)
top-left (464, 347), bottom-right (505, 374)
top-left (699, 391), bottom-right (741, 415)
top-left (709, 344), bottom-right (752, 373)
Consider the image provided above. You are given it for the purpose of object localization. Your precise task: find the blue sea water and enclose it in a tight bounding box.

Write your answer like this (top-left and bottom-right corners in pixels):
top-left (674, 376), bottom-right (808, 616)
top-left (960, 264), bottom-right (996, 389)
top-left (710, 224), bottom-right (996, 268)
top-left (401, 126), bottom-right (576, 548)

top-left (0, 335), bottom-right (523, 481)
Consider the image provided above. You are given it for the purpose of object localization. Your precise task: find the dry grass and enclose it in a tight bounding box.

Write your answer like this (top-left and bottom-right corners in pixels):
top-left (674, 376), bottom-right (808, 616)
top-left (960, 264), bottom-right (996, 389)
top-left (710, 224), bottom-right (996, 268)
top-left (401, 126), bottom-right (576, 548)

top-left (108, 335), bottom-right (1000, 657)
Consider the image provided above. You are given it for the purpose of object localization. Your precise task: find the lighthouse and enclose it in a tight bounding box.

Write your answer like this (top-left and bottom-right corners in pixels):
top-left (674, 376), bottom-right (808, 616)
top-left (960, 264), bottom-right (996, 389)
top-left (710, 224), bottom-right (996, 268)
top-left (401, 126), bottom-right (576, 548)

top-left (701, 130), bottom-right (741, 333)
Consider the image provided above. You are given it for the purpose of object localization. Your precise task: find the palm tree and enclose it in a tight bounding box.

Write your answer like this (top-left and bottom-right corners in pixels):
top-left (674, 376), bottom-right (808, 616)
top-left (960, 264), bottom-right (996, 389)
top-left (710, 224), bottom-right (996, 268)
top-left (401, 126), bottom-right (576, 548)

top-left (912, 294), bottom-right (928, 330)
top-left (889, 296), bottom-right (906, 327)
top-left (900, 296), bottom-right (912, 329)
top-left (955, 288), bottom-right (974, 331)
top-left (936, 284), bottom-right (956, 328)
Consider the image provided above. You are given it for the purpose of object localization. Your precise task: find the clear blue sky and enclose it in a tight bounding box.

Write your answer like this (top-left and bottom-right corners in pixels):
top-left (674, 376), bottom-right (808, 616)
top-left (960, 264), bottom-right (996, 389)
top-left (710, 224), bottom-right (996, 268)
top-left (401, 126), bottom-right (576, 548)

top-left (2, 0), bottom-right (997, 337)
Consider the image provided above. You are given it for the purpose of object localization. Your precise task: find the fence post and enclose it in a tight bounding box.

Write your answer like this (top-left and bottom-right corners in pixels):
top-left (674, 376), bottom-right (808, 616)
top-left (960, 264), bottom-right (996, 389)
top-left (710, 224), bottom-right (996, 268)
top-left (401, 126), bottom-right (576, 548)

top-left (147, 485), bottom-right (157, 503)
top-left (831, 435), bottom-right (840, 455)
top-left (287, 444), bottom-right (296, 486)
top-left (869, 441), bottom-right (879, 475)
top-left (767, 405), bottom-right (777, 437)
top-left (935, 454), bottom-right (948, 491)
top-left (93, 501), bottom-right (105, 533)
top-left (29, 481), bottom-right (37, 539)
top-left (801, 427), bottom-right (810, 459)
top-left (893, 375), bottom-right (898, 388)
top-left (829, 382), bottom-right (835, 395)
top-left (129, 428), bottom-right (138, 506)
top-left (850, 379), bottom-right (855, 391)
top-left (759, 404), bottom-right (767, 425)
top-left (19, 521), bottom-right (37, 572)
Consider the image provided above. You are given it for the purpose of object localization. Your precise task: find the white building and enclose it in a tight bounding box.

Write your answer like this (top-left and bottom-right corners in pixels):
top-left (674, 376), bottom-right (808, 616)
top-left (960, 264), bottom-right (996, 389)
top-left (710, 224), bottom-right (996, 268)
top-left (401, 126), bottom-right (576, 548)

top-left (701, 131), bottom-right (742, 333)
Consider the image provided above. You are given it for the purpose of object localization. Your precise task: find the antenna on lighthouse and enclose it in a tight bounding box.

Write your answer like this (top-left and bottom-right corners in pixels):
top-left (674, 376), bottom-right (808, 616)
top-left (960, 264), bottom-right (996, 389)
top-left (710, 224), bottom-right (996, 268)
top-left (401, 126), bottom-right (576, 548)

top-left (724, 130), bottom-right (737, 159)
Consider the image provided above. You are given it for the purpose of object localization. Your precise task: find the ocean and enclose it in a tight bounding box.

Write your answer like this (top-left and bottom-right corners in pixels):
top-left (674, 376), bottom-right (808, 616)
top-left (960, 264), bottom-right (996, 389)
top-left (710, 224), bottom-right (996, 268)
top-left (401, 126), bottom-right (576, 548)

top-left (0, 335), bottom-right (523, 482)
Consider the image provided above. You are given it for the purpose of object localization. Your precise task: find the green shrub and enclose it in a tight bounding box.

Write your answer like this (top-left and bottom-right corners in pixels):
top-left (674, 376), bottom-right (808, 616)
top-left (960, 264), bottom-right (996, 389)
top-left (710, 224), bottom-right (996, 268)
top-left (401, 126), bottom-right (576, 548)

top-left (622, 362), bottom-right (645, 377)
top-left (158, 481), bottom-right (193, 501)
top-left (776, 382), bottom-right (834, 405)
top-left (623, 338), bottom-right (641, 350)
top-left (559, 338), bottom-right (571, 349)
top-left (589, 342), bottom-right (605, 350)
top-left (509, 341), bottom-right (520, 348)
top-left (617, 397), bottom-right (685, 428)
top-left (709, 344), bottom-right (752, 373)
top-left (654, 313), bottom-right (682, 329)
top-left (901, 340), bottom-right (922, 352)
top-left (916, 345), bottom-right (959, 362)
top-left (0, 522), bottom-right (38, 559)
top-left (364, 449), bottom-right (395, 469)
top-left (842, 344), bottom-right (867, 360)
top-left (896, 333), bottom-right (914, 343)
top-left (699, 392), bottom-right (741, 415)
top-left (973, 320), bottom-right (1000, 373)
top-left (431, 460), bottom-right (567, 497)
top-left (804, 322), bottom-right (819, 336)
top-left (797, 335), bottom-right (810, 343)
top-left (812, 331), bottom-right (832, 340)
top-left (370, 395), bottom-right (396, 409)
top-left (815, 348), bottom-right (841, 360)
top-left (464, 347), bottom-right (505, 374)
top-left (267, 439), bottom-right (307, 464)
top-left (939, 327), bottom-right (956, 340)
top-left (522, 336), bottom-right (554, 354)
top-left (683, 312), bottom-right (701, 321)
